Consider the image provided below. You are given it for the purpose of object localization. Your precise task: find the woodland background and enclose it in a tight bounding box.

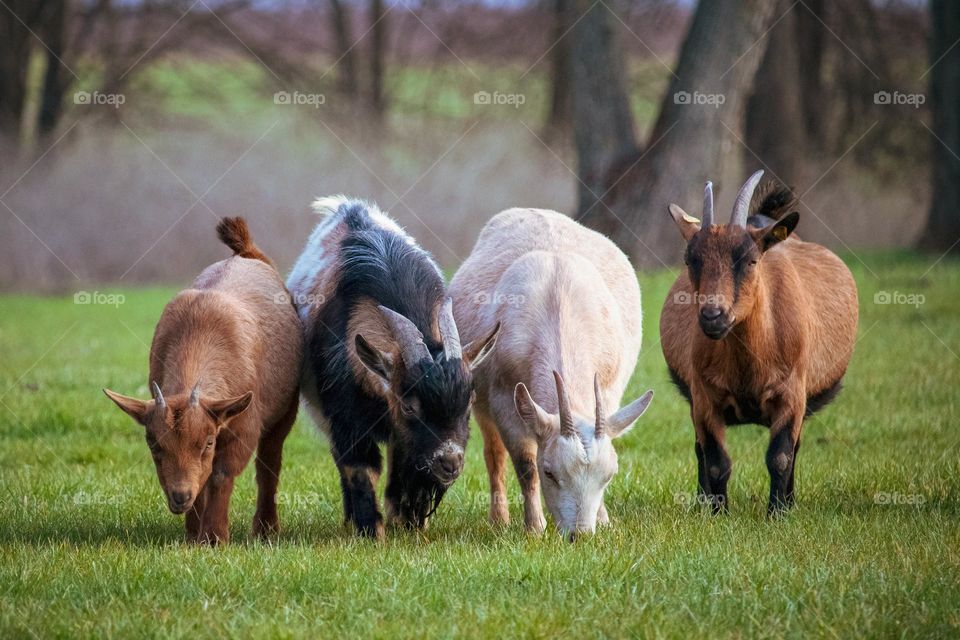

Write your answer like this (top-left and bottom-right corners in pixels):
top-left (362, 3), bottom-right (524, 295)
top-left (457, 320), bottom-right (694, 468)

top-left (0, 0), bottom-right (955, 288)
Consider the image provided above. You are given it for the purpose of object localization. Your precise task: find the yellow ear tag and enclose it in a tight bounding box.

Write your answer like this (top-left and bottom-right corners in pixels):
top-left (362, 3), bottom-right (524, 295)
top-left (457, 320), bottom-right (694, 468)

top-left (771, 226), bottom-right (788, 241)
top-left (682, 213), bottom-right (701, 224)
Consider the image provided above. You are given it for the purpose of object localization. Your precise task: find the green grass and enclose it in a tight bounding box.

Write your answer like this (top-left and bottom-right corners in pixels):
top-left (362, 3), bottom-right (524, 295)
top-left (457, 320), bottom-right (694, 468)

top-left (1, 251), bottom-right (958, 638)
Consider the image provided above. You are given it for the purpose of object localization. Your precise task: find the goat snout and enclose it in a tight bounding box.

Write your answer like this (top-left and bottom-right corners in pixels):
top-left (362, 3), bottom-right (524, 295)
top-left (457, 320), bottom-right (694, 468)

top-left (700, 305), bottom-right (723, 320)
top-left (167, 487), bottom-right (194, 514)
top-left (698, 304), bottom-right (734, 339)
top-left (565, 524), bottom-right (598, 543)
top-left (430, 445), bottom-right (464, 485)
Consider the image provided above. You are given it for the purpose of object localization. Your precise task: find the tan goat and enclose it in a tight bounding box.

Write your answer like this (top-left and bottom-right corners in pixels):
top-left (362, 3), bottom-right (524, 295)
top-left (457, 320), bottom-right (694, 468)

top-left (451, 208), bottom-right (653, 539)
top-left (661, 171), bottom-right (858, 515)
top-left (104, 218), bottom-right (303, 544)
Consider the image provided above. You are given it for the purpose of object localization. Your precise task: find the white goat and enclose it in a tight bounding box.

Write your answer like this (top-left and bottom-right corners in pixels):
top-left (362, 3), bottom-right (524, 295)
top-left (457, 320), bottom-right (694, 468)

top-left (450, 208), bottom-right (653, 539)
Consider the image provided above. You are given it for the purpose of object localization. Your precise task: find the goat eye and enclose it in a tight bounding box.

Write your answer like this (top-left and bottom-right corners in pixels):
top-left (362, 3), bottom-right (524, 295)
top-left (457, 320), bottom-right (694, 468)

top-left (543, 469), bottom-right (558, 484)
top-left (204, 437), bottom-right (215, 451)
top-left (400, 402), bottom-right (416, 417)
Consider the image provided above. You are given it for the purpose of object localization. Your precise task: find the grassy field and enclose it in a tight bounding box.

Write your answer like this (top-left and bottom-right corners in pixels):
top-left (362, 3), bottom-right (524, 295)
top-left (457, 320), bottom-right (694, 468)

top-left (0, 251), bottom-right (957, 638)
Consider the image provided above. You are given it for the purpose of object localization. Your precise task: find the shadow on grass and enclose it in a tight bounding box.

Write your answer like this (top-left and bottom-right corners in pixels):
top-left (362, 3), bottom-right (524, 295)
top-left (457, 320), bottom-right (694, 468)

top-left (1, 493), bottom-right (956, 548)
top-left (0, 509), bottom-right (536, 548)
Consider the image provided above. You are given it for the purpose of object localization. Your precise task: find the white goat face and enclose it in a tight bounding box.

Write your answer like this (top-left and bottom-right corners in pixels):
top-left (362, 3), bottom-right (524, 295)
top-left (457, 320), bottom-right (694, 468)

top-left (514, 372), bottom-right (653, 539)
top-left (537, 421), bottom-right (618, 536)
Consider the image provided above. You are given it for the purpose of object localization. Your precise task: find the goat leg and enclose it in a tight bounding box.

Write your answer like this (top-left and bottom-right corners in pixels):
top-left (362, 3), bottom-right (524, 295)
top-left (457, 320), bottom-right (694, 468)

top-left (185, 484), bottom-right (208, 543)
top-left (199, 471), bottom-right (235, 545)
top-left (695, 415), bottom-right (731, 514)
top-left (766, 416), bottom-right (802, 516)
top-left (511, 444), bottom-right (546, 534)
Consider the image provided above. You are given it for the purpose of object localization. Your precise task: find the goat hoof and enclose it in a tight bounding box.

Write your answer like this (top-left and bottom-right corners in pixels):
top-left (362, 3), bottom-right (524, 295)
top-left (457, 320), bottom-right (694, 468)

top-left (253, 517), bottom-right (280, 540)
top-left (356, 519), bottom-right (386, 541)
top-left (766, 503), bottom-right (792, 520)
top-left (524, 515), bottom-right (546, 535)
top-left (489, 505), bottom-right (510, 526)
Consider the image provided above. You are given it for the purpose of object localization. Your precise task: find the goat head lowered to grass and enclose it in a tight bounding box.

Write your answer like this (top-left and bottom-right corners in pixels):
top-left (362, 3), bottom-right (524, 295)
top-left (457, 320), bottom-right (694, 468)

top-left (104, 217), bottom-right (303, 544)
top-left (450, 207), bottom-right (653, 540)
top-left (286, 197), bottom-right (498, 540)
top-left (660, 171), bottom-right (858, 516)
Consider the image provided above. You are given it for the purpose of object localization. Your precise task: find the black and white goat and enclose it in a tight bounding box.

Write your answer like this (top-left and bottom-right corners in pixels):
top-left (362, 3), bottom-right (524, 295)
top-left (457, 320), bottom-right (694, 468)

top-left (287, 197), bottom-right (498, 538)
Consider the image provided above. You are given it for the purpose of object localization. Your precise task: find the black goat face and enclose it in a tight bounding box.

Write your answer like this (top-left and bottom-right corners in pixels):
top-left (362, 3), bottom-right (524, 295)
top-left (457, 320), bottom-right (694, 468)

top-left (381, 355), bottom-right (473, 526)
top-left (397, 355), bottom-right (472, 486)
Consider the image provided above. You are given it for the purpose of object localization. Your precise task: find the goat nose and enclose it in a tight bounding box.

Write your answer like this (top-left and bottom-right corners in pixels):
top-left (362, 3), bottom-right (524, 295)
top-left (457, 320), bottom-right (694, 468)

top-left (439, 451), bottom-right (464, 476)
top-left (700, 305), bottom-right (723, 321)
top-left (170, 490), bottom-right (191, 506)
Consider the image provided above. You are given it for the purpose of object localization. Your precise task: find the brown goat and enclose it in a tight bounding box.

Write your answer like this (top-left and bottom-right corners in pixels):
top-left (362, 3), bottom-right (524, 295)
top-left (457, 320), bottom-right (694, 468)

top-left (103, 218), bottom-right (303, 543)
top-left (660, 171), bottom-right (858, 515)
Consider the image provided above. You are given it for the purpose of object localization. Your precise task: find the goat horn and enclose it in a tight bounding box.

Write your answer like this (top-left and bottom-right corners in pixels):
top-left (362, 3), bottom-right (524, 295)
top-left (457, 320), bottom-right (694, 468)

top-left (378, 305), bottom-right (430, 370)
top-left (189, 380), bottom-right (201, 407)
top-left (702, 181), bottom-right (714, 228)
top-left (731, 170), bottom-right (764, 227)
top-left (437, 297), bottom-right (462, 361)
top-left (151, 382), bottom-right (166, 410)
top-left (594, 373), bottom-right (605, 440)
top-left (553, 371), bottom-right (576, 439)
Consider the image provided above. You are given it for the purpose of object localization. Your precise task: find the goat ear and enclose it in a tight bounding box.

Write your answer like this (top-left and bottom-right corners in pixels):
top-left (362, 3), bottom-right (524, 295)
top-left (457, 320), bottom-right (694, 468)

top-left (464, 322), bottom-right (500, 371)
top-left (355, 334), bottom-right (393, 383)
top-left (103, 389), bottom-right (151, 426)
top-left (754, 211), bottom-right (799, 252)
top-left (668, 204), bottom-right (701, 241)
top-left (606, 390), bottom-right (653, 438)
top-left (514, 383), bottom-right (553, 440)
top-left (204, 391), bottom-right (253, 426)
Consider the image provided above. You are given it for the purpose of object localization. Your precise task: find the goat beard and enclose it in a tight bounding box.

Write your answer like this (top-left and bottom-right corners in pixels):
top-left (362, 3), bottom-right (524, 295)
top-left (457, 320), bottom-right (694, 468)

top-left (393, 475), bottom-right (448, 528)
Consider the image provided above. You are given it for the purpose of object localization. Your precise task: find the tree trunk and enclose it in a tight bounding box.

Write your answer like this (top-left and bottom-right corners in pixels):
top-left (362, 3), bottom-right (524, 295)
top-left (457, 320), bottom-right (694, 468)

top-left (543, 0), bottom-right (572, 141)
top-left (582, 0), bottom-right (777, 267)
top-left (569, 0), bottom-right (636, 220)
top-left (38, 0), bottom-right (68, 138)
top-left (329, 0), bottom-right (358, 99)
top-left (744, 0), bottom-right (804, 183)
top-left (795, 0), bottom-right (826, 150)
top-left (0, 0), bottom-right (42, 144)
top-left (368, 0), bottom-right (387, 119)
top-left (919, 0), bottom-right (960, 253)
top-left (834, 0), bottom-right (890, 162)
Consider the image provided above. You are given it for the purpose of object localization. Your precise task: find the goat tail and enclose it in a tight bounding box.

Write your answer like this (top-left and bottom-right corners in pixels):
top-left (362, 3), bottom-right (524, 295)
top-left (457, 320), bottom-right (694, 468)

top-left (751, 181), bottom-right (798, 221)
top-left (216, 217), bottom-right (275, 267)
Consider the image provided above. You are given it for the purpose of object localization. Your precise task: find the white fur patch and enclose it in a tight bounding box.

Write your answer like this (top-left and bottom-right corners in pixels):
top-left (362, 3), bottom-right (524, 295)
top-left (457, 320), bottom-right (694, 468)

top-left (286, 196), bottom-right (347, 314)
top-left (431, 441), bottom-right (465, 461)
top-left (291, 195), bottom-right (443, 302)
